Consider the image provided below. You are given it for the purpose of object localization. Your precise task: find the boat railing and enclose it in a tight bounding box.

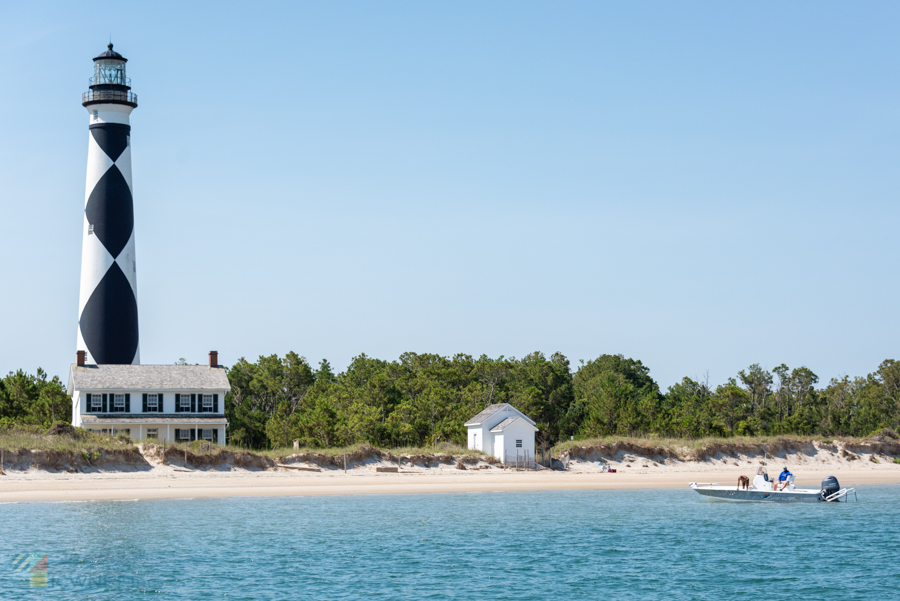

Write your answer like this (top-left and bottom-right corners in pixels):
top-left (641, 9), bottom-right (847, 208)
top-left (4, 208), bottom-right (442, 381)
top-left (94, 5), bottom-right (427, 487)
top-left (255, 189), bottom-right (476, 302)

top-left (823, 488), bottom-right (857, 502)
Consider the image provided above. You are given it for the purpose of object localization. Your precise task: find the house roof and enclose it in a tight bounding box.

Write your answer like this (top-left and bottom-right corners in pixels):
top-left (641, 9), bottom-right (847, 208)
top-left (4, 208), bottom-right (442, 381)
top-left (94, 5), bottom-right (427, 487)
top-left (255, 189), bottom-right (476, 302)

top-left (69, 364), bottom-right (230, 393)
top-left (490, 416), bottom-right (538, 433)
top-left (464, 403), bottom-right (536, 427)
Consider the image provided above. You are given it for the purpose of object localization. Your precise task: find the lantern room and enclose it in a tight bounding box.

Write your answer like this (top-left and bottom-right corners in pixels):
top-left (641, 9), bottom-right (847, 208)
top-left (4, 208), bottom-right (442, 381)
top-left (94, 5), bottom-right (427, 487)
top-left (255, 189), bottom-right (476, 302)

top-left (83, 43), bottom-right (137, 108)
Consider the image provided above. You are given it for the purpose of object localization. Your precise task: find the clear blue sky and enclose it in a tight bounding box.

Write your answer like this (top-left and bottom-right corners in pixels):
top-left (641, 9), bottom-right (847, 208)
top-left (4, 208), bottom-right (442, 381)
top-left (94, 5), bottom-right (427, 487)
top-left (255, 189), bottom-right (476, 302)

top-left (1, 2), bottom-right (897, 389)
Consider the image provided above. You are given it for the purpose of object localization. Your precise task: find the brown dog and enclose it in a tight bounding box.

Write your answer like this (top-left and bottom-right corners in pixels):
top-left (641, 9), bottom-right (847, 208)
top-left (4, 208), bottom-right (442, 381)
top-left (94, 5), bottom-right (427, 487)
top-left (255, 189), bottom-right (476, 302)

top-left (737, 475), bottom-right (750, 490)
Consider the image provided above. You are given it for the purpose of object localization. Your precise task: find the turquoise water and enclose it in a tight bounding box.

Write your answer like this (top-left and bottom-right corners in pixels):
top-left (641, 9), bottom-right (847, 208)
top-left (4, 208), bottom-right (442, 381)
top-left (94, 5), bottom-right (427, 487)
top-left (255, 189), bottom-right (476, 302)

top-left (1, 485), bottom-right (898, 600)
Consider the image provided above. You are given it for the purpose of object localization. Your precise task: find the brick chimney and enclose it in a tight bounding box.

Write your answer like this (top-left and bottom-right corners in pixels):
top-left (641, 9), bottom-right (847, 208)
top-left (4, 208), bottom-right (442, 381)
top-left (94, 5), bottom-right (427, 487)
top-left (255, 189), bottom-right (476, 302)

top-left (76, 350), bottom-right (86, 367)
top-left (209, 351), bottom-right (218, 367)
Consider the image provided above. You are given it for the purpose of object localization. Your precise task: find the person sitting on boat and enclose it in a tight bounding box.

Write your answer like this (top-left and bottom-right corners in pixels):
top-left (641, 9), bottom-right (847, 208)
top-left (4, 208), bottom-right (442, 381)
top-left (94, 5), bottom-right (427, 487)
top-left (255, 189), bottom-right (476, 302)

top-left (778, 467), bottom-right (793, 491)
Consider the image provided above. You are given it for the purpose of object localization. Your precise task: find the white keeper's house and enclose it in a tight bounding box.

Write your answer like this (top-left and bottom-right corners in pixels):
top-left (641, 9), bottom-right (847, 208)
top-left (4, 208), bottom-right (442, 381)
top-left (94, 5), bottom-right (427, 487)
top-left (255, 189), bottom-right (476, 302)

top-left (68, 351), bottom-right (230, 445)
top-left (465, 403), bottom-right (537, 464)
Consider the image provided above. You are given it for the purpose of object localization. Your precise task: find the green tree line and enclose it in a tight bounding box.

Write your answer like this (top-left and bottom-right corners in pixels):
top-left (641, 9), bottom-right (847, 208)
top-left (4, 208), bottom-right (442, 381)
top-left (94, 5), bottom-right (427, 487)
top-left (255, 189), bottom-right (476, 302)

top-left (223, 352), bottom-right (900, 449)
top-left (2, 353), bottom-right (898, 448)
top-left (0, 368), bottom-right (72, 429)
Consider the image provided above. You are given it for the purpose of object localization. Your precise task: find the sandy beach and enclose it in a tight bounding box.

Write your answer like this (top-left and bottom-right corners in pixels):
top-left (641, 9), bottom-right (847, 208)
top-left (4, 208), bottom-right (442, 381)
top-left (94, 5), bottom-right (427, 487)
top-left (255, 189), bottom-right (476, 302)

top-left (2, 458), bottom-right (899, 503)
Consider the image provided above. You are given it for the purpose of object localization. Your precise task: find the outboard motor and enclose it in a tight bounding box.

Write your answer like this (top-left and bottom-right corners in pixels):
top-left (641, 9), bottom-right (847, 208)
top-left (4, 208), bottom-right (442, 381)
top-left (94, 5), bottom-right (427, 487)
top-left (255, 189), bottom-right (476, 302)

top-left (820, 476), bottom-right (840, 501)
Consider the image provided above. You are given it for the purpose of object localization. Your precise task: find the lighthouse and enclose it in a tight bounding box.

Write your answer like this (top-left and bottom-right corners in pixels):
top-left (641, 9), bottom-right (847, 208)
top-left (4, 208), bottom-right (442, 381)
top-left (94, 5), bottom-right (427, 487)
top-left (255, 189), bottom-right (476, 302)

top-left (77, 44), bottom-right (140, 365)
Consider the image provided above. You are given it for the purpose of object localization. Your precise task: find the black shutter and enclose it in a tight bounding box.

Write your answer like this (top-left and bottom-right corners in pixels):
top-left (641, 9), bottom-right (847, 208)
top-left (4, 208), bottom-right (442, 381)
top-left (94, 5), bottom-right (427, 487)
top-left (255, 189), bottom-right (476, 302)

top-left (213, 428), bottom-right (218, 444)
top-left (157, 393), bottom-right (163, 413)
top-left (125, 394), bottom-right (130, 412)
top-left (142, 394), bottom-right (148, 412)
top-left (190, 428), bottom-right (196, 442)
top-left (175, 394), bottom-right (180, 413)
top-left (85, 393), bottom-right (92, 412)
top-left (174, 429), bottom-right (179, 441)
top-left (213, 394), bottom-right (219, 413)
top-left (191, 394), bottom-right (196, 413)
top-left (102, 393), bottom-right (108, 413)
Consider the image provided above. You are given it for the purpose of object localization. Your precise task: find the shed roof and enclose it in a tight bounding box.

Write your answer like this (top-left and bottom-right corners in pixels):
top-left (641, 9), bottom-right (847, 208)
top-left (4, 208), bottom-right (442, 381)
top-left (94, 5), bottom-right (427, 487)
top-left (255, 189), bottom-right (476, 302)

top-left (490, 416), bottom-right (538, 433)
top-left (465, 403), bottom-right (535, 427)
top-left (69, 364), bottom-right (230, 393)
top-left (464, 403), bottom-right (506, 426)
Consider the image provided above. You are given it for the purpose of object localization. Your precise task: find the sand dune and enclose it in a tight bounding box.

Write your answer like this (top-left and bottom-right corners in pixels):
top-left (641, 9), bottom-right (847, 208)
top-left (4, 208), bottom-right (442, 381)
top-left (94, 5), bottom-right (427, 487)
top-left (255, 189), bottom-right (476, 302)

top-left (1, 444), bottom-right (898, 502)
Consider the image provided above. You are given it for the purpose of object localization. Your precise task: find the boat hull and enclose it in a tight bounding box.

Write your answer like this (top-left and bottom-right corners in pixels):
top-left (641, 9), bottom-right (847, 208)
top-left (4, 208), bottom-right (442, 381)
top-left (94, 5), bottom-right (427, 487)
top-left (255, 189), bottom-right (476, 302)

top-left (692, 487), bottom-right (821, 503)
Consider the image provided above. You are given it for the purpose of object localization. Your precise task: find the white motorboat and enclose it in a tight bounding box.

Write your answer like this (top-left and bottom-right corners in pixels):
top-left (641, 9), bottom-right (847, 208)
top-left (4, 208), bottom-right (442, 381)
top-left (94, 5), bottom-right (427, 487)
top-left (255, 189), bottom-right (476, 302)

top-left (690, 467), bottom-right (856, 503)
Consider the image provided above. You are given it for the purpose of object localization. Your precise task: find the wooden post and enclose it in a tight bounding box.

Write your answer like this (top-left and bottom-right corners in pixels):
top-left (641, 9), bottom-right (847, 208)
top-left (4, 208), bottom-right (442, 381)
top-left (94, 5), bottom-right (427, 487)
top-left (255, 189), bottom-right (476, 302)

top-left (343, 453), bottom-right (346, 474)
top-left (1, 448), bottom-right (4, 475)
top-left (185, 445), bottom-right (188, 469)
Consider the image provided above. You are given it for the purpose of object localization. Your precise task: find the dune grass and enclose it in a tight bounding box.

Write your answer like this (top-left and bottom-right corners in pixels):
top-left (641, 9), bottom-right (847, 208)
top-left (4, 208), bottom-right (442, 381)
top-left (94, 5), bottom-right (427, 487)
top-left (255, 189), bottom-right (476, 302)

top-left (260, 442), bottom-right (487, 459)
top-left (0, 427), bottom-right (134, 453)
top-left (550, 434), bottom-right (875, 458)
top-left (3, 425), bottom-right (890, 464)
top-left (0, 426), bottom-right (491, 461)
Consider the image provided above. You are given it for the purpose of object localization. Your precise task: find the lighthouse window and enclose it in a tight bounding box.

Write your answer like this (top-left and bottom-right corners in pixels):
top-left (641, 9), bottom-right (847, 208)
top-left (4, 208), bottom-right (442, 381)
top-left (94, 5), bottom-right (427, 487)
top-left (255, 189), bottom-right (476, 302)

top-left (94, 59), bottom-right (127, 86)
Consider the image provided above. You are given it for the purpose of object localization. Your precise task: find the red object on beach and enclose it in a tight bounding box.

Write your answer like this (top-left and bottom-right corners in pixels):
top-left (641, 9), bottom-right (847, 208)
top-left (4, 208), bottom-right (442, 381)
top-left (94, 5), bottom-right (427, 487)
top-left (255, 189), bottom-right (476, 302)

top-left (608, 468), bottom-right (617, 473)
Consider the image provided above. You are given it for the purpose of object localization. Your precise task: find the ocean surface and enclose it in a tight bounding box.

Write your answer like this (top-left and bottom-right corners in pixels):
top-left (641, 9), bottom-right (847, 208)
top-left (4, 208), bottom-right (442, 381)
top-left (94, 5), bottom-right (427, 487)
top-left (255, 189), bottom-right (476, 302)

top-left (1, 485), bottom-right (898, 600)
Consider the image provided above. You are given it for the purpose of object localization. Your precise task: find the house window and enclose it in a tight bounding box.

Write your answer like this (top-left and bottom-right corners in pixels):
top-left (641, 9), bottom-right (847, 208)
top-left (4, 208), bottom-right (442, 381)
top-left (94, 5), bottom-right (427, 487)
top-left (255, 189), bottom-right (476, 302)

top-left (516, 439), bottom-right (523, 448)
top-left (146, 428), bottom-right (158, 439)
top-left (113, 394), bottom-right (126, 412)
top-left (178, 429), bottom-right (191, 440)
top-left (91, 396), bottom-right (101, 411)
top-left (202, 429), bottom-right (213, 440)
top-left (202, 395), bottom-right (213, 411)
top-left (180, 395), bottom-right (191, 411)
top-left (147, 394), bottom-right (158, 411)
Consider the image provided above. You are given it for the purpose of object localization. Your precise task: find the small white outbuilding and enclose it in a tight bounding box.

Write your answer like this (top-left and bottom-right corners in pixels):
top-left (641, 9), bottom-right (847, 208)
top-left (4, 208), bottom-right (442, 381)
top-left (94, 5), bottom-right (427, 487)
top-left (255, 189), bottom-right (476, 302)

top-left (465, 403), bottom-right (538, 464)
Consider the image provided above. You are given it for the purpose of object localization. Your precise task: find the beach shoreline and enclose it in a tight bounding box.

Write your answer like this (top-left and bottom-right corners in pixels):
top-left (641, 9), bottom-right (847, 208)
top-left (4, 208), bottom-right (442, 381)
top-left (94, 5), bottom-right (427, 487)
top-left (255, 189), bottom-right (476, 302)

top-left (2, 466), bottom-right (898, 503)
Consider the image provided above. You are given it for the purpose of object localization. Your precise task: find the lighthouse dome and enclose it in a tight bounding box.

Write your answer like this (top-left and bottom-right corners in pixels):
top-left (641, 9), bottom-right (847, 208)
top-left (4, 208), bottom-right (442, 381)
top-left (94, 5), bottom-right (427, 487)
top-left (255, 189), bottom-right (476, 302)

top-left (93, 43), bottom-right (127, 62)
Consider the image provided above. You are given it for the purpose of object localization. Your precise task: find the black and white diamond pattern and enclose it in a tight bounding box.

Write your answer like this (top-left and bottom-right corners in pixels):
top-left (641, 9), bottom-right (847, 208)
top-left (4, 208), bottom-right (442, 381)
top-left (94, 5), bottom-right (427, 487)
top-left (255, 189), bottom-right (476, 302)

top-left (77, 122), bottom-right (139, 364)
